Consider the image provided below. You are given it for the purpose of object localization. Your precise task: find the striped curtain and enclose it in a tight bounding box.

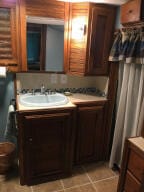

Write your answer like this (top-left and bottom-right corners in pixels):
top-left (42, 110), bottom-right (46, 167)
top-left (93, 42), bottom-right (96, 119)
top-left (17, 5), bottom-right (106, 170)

top-left (109, 28), bottom-right (144, 168)
top-left (109, 29), bottom-right (144, 65)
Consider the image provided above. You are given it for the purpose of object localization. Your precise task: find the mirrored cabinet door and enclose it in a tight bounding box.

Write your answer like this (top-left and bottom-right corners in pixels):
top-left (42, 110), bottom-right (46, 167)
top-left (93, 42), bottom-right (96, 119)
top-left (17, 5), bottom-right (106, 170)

top-left (20, 0), bottom-right (69, 73)
top-left (27, 22), bottom-right (64, 72)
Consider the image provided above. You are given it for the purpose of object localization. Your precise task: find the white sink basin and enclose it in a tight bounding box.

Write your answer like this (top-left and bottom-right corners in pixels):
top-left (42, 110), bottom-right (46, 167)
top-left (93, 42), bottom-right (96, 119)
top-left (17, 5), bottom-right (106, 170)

top-left (19, 93), bottom-right (68, 107)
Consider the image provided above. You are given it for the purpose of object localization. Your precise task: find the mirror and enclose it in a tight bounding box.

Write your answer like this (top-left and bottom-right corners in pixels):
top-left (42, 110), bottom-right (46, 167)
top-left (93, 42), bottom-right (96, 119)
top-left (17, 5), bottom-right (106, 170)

top-left (26, 16), bottom-right (64, 72)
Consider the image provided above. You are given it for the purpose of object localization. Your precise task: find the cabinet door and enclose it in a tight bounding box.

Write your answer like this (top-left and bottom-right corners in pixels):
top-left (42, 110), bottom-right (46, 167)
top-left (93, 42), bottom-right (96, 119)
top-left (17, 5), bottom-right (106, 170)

top-left (121, 0), bottom-right (143, 24)
top-left (87, 5), bottom-right (116, 75)
top-left (20, 111), bottom-right (74, 185)
top-left (67, 3), bottom-right (89, 75)
top-left (75, 105), bottom-right (106, 164)
top-left (0, 1), bottom-right (20, 72)
top-left (68, 3), bottom-right (116, 76)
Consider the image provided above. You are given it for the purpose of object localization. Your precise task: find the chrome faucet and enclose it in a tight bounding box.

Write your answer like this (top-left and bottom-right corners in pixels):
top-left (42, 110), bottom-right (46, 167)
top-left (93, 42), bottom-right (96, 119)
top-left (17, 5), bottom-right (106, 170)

top-left (31, 88), bottom-right (36, 95)
top-left (40, 84), bottom-right (45, 94)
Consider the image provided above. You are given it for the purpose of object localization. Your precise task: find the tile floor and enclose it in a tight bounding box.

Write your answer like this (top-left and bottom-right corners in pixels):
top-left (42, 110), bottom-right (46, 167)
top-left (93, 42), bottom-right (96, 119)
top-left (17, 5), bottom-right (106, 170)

top-left (0, 162), bottom-right (119, 192)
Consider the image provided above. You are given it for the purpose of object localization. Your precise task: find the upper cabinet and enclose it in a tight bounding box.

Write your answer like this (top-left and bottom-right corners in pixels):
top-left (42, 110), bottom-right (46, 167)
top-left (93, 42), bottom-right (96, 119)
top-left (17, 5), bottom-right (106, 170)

top-left (0, 0), bottom-right (21, 72)
top-left (25, 0), bottom-right (65, 19)
top-left (20, 0), bottom-right (69, 72)
top-left (121, 0), bottom-right (144, 24)
top-left (1, 1), bottom-right (116, 74)
top-left (67, 3), bottom-right (116, 76)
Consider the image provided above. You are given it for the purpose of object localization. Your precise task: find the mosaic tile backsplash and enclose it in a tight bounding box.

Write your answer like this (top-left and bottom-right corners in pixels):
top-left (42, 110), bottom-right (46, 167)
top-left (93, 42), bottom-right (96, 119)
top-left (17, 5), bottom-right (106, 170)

top-left (19, 87), bottom-right (106, 97)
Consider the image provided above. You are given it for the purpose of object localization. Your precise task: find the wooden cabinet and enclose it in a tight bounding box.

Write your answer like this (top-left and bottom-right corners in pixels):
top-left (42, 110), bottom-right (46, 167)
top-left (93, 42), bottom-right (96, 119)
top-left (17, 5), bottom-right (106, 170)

top-left (0, 0), bottom-right (21, 72)
top-left (117, 137), bottom-right (144, 192)
top-left (18, 107), bottom-right (76, 185)
top-left (25, 0), bottom-right (65, 19)
top-left (67, 3), bottom-right (116, 76)
top-left (75, 102), bottom-right (107, 164)
top-left (20, 0), bottom-right (69, 72)
top-left (121, 0), bottom-right (144, 24)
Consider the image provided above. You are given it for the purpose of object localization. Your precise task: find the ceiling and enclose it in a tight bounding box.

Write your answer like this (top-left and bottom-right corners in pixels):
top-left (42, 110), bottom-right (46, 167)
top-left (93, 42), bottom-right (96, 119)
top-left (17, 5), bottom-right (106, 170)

top-left (58, 0), bottom-right (128, 5)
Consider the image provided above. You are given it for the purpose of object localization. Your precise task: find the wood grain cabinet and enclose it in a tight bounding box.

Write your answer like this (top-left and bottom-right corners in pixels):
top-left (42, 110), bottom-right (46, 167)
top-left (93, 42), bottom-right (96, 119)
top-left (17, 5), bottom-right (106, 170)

top-left (0, 0), bottom-right (21, 72)
top-left (67, 3), bottom-right (116, 76)
top-left (25, 0), bottom-right (65, 19)
top-left (17, 108), bottom-right (76, 185)
top-left (121, 0), bottom-right (144, 24)
top-left (75, 102), bottom-right (107, 164)
top-left (20, 0), bottom-right (69, 72)
top-left (117, 137), bottom-right (144, 192)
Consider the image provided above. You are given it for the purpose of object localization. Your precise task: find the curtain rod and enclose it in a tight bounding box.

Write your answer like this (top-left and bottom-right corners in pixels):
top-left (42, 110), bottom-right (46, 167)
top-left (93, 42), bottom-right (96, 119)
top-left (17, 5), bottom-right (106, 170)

top-left (115, 23), bottom-right (144, 33)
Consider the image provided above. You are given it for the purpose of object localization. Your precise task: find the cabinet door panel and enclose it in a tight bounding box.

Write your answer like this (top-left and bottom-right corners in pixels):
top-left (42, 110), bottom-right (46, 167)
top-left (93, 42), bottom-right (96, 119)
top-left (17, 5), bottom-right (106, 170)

top-left (76, 105), bottom-right (105, 164)
top-left (124, 171), bottom-right (141, 192)
top-left (128, 150), bottom-right (144, 182)
top-left (22, 112), bottom-right (73, 184)
top-left (87, 6), bottom-right (115, 75)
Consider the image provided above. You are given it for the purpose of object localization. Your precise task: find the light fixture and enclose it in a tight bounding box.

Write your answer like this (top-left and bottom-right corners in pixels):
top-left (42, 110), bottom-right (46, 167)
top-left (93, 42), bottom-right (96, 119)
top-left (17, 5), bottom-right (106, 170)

top-left (71, 17), bottom-right (87, 40)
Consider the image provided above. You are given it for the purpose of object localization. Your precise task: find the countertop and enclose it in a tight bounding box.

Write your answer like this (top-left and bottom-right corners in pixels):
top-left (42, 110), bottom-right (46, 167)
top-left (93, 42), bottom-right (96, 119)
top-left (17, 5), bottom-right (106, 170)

top-left (67, 93), bottom-right (107, 104)
top-left (129, 137), bottom-right (144, 152)
top-left (16, 93), bottom-right (107, 111)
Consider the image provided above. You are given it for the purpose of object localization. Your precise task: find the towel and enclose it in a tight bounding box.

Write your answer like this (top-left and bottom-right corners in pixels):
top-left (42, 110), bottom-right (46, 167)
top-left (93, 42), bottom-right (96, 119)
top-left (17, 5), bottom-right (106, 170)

top-left (4, 104), bottom-right (17, 145)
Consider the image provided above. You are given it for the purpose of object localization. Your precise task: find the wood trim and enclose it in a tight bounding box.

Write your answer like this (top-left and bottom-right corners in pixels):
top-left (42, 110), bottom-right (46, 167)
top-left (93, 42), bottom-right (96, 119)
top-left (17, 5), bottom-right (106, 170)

top-left (104, 62), bottom-right (119, 159)
top-left (117, 139), bottom-right (130, 192)
top-left (141, 118), bottom-right (144, 137)
top-left (63, 2), bottom-right (69, 73)
top-left (18, 0), bottom-right (27, 71)
top-left (73, 100), bottom-right (107, 107)
top-left (40, 25), bottom-right (46, 71)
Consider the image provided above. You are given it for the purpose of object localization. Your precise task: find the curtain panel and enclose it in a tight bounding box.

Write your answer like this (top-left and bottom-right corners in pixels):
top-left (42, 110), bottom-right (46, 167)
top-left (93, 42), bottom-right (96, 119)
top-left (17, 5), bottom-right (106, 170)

top-left (109, 28), bottom-right (144, 168)
top-left (109, 30), bottom-right (144, 65)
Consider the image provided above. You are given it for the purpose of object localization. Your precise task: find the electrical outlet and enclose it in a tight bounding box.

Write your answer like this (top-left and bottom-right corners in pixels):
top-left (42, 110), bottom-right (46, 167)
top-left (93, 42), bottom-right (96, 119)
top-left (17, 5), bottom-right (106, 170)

top-left (60, 74), bottom-right (67, 84)
top-left (50, 74), bottom-right (57, 84)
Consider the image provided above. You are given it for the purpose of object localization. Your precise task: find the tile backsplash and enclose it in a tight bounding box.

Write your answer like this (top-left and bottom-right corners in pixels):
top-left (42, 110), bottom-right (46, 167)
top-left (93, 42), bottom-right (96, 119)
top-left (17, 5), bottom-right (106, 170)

top-left (16, 73), bottom-right (109, 95)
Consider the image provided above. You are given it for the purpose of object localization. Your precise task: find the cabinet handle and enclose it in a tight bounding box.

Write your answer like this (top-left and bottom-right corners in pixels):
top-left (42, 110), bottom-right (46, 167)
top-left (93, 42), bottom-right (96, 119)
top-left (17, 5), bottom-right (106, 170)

top-left (7, 63), bottom-right (18, 67)
top-left (128, 10), bottom-right (133, 14)
top-left (29, 138), bottom-right (32, 142)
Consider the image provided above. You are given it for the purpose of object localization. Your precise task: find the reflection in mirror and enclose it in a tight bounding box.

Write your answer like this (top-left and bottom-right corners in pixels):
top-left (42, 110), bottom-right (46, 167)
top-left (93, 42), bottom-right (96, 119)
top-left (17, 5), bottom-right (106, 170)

top-left (26, 17), bottom-right (64, 72)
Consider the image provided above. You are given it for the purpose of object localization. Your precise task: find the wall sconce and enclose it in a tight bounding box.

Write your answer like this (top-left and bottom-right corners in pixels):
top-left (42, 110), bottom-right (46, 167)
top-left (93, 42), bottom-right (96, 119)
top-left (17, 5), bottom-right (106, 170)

top-left (71, 17), bottom-right (87, 40)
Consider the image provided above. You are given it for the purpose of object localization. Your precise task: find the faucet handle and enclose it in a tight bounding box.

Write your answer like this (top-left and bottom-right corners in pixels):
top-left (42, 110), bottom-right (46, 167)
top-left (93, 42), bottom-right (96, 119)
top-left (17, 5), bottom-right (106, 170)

top-left (31, 88), bottom-right (36, 95)
top-left (40, 84), bottom-right (45, 94)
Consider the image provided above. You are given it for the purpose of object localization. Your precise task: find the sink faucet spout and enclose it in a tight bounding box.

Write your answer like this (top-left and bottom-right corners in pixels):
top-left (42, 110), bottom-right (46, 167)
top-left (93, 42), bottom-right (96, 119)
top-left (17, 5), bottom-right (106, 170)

top-left (40, 85), bottom-right (45, 94)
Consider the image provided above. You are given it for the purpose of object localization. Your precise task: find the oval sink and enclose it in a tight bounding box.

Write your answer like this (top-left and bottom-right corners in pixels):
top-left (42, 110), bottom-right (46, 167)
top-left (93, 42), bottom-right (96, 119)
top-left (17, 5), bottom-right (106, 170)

top-left (19, 93), bottom-right (69, 107)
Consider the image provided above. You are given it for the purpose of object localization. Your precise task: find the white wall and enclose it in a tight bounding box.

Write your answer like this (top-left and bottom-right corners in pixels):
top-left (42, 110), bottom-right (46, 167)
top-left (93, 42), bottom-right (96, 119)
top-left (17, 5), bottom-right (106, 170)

top-left (45, 25), bottom-right (64, 72)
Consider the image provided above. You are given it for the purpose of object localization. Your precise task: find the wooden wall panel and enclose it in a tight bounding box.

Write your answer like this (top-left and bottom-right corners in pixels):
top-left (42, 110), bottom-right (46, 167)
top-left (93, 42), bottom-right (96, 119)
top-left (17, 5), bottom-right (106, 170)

top-left (68, 3), bottom-right (89, 75)
top-left (25, 0), bottom-right (65, 19)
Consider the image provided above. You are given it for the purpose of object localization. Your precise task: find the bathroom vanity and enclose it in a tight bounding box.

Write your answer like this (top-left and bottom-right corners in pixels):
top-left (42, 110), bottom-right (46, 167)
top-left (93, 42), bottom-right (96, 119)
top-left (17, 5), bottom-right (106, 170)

top-left (17, 93), bottom-right (108, 185)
